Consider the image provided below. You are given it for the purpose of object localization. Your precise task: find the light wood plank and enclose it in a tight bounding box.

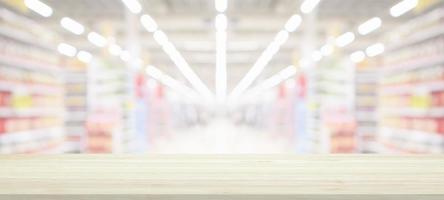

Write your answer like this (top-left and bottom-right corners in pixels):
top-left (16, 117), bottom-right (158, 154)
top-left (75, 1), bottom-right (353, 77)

top-left (0, 155), bottom-right (443, 199)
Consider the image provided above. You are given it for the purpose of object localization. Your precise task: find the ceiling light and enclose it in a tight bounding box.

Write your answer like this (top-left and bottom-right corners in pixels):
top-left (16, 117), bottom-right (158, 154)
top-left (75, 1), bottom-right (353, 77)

top-left (251, 65), bottom-right (298, 93)
top-left (366, 43), bottom-right (385, 57)
top-left (215, 14), bottom-right (227, 31)
top-left (320, 44), bottom-right (333, 56)
top-left (77, 51), bottom-right (92, 63)
top-left (140, 15), bottom-right (158, 32)
top-left (121, 0), bottom-right (142, 14)
top-left (24, 0), bottom-right (53, 17)
top-left (390, 0), bottom-right (418, 17)
top-left (311, 51), bottom-right (322, 62)
top-left (300, 0), bottom-right (321, 14)
top-left (57, 43), bottom-right (77, 57)
top-left (274, 30), bottom-right (289, 45)
top-left (87, 32), bottom-right (107, 47)
top-left (215, 0), bottom-right (227, 12)
top-left (284, 14), bottom-right (302, 32)
top-left (109, 44), bottom-right (122, 56)
top-left (350, 51), bottom-right (365, 63)
top-left (335, 32), bottom-right (355, 47)
top-left (358, 17), bottom-right (382, 35)
top-left (153, 30), bottom-right (169, 46)
top-left (145, 65), bottom-right (200, 100)
top-left (60, 17), bottom-right (84, 35)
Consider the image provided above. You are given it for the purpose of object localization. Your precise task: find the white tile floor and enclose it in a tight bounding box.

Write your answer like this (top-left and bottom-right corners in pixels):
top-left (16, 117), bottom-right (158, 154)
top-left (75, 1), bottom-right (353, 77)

top-left (151, 119), bottom-right (293, 154)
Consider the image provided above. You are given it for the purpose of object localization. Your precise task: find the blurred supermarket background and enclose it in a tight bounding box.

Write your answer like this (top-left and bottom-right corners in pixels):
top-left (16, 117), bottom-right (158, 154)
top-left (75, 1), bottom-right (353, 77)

top-left (0, 0), bottom-right (443, 154)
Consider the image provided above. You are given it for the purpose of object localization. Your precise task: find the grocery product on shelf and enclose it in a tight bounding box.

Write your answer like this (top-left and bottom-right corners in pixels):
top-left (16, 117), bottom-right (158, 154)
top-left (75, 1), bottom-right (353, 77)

top-left (378, 6), bottom-right (444, 153)
top-left (355, 60), bottom-right (380, 153)
top-left (0, 8), bottom-right (65, 154)
top-left (64, 60), bottom-right (88, 153)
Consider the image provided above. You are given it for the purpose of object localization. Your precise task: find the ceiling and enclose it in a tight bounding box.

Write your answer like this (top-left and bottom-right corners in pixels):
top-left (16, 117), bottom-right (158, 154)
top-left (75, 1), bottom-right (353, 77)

top-left (15, 0), bottom-right (405, 90)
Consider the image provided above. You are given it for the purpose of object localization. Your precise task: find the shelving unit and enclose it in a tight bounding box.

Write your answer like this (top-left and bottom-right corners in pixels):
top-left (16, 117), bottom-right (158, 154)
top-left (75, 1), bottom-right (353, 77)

top-left (378, 7), bottom-right (444, 153)
top-left (355, 61), bottom-right (380, 153)
top-left (0, 9), bottom-right (65, 154)
top-left (63, 60), bottom-right (88, 153)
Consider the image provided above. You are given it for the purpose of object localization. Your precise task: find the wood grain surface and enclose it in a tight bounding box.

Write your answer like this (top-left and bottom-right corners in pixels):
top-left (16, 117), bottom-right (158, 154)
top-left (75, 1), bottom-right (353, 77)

top-left (0, 155), bottom-right (443, 199)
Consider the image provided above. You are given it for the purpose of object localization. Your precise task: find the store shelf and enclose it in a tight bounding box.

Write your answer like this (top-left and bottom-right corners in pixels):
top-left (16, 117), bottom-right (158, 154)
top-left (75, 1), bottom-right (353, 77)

top-left (381, 107), bottom-right (444, 117)
top-left (0, 127), bottom-right (63, 144)
top-left (0, 81), bottom-right (63, 95)
top-left (0, 108), bottom-right (65, 117)
top-left (0, 25), bottom-right (54, 51)
top-left (0, 54), bottom-right (61, 74)
top-left (381, 81), bottom-right (444, 95)
top-left (387, 23), bottom-right (444, 52)
top-left (383, 54), bottom-right (444, 75)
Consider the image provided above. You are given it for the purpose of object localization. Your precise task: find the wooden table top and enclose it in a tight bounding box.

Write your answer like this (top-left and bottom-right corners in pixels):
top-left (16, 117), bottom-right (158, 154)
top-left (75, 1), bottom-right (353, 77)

top-left (0, 155), bottom-right (443, 199)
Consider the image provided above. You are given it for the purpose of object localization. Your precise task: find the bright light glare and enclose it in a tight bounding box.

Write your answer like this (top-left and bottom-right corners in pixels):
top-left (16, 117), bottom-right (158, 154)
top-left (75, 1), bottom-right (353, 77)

top-left (366, 43), bottom-right (385, 57)
top-left (215, 14), bottom-right (228, 31)
top-left (311, 51), bottom-right (322, 62)
top-left (350, 51), bottom-right (365, 63)
top-left (77, 51), bottom-right (92, 63)
top-left (109, 44), bottom-right (122, 56)
top-left (274, 30), bottom-right (289, 45)
top-left (216, 28), bottom-right (227, 103)
top-left (335, 32), bottom-right (355, 47)
top-left (140, 15), bottom-right (158, 32)
top-left (121, 0), bottom-right (142, 14)
top-left (60, 17), bottom-right (85, 35)
top-left (284, 15), bottom-right (302, 32)
top-left (320, 44), bottom-right (333, 56)
top-left (300, 0), bottom-right (321, 14)
top-left (251, 65), bottom-right (298, 93)
top-left (57, 43), bottom-right (77, 57)
top-left (358, 17), bottom-right (382, 35)
top-left (145, 65), bottom-right (199, 100)
top-left (24, 0), bottom-right (53, 17)
top-left (88, 32), bottom-right (107, 47)
top-left (390, 0), bottom-right (418, 17)
top-left (215, 0), bottom-right (227, 12)
top-left (153, 30), bottom-right (169, 46)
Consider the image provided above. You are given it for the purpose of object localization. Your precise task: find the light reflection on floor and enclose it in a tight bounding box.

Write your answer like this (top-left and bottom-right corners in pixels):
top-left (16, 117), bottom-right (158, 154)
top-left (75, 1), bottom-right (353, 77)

top-left (151, 119), bottom-right (293, 154)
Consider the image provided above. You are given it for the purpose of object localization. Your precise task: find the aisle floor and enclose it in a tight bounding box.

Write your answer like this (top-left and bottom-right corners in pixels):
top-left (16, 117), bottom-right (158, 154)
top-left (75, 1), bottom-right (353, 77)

top-left (151, 119), bottom-right (293, 154)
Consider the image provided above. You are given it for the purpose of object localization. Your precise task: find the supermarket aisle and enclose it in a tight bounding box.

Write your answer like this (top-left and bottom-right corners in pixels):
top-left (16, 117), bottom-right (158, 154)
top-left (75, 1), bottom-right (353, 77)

top-left (151, 119), bottom-right (293, 154)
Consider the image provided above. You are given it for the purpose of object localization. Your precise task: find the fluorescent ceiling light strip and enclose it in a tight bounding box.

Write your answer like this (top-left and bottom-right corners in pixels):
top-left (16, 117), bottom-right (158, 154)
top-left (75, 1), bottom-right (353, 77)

top-left (121, 0), bottom-right (142, 14)
top-left (229, 30), bottom-right (289, 100)
top-left (145, 66), bottom-right (199, 100)
top-left (284, 15), bottom-right (302, 32)
top-left (215, 0), bottom-right (227, 12)
top-left (215, 14), bottom-right (227, 102)
top-left (88, 32), bottom-right (107, 47)
top-left (300, 0), bottom-right (321, 14)
top-left (140, 14), bottom-right (158, 32)
top-left (24, 0), bottom-right (53, 17)
top-left (390, 0), bottom-right (418, 17)
top-left (77, 50), bottom-right (93, 63)
top-left (358, 17), bottom-right (382, 35)
top-left (57, 43), bottom-right (77, 57)
top-left (248, 65), bottom-right (298, 96)
top-left (366, 43), bottom-right (385, 57)
top-left (60, 17), bottom-right (85, 35)
top-left (335, 32), bottom-right (355, 47)
top-left (350, 51), bottom-right (366, 63)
